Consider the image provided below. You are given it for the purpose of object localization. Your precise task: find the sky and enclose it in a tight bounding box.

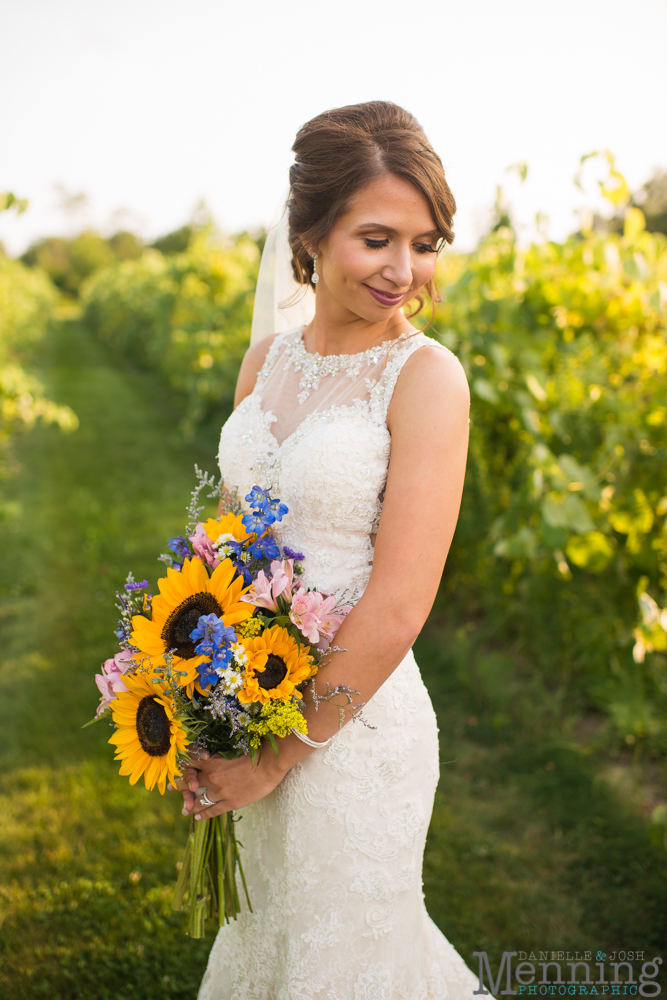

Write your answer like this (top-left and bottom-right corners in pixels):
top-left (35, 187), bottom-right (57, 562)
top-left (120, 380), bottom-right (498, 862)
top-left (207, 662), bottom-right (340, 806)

top-left (1, 0), bottom-right (666, 255)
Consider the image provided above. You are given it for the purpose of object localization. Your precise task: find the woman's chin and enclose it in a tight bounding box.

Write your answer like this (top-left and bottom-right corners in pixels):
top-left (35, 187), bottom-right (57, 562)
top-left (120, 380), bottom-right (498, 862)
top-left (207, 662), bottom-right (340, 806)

top-left (346, 294), bottom-right (404, 324)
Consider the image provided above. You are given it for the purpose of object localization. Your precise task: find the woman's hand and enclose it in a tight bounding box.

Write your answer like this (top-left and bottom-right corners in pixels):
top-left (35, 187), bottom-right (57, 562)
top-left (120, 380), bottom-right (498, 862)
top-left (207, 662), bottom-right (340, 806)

top-left (169, 748), bottom-right (287, 821)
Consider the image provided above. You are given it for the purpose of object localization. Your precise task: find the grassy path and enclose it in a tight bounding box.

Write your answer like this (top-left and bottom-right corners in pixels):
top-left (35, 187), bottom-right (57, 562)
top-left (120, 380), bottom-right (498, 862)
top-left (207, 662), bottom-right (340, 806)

top-left (0, 322), bottom-right (216, 998)
top-left (0, 322), bottom-right (665, 999)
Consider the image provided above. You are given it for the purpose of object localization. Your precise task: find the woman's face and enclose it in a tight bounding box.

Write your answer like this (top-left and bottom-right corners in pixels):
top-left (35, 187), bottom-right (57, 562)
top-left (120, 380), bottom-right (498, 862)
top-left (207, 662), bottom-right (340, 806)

top-left (316, 172), bottom-right (441, 324)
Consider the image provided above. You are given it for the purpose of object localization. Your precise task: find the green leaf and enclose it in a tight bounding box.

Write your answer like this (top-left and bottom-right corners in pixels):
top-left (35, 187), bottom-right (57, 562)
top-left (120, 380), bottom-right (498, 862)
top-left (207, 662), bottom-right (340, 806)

top-left (493, 527), bottom-right (538, 560)
top-left (539, 520), bottom-right (568, 550)
top-left (472, 378), bottom-right (499, 404)
top-left (562, 494), bottom-right (596, 534)
top-left (541, 496), bottom-right (569, 529)
top-left (565, 531), bottom-right (614, 573)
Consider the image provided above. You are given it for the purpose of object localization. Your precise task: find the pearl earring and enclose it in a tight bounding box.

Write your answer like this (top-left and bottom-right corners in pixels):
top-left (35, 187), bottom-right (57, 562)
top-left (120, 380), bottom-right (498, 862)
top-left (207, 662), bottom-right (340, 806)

top-left (311, 253), bottom-right (319, 285)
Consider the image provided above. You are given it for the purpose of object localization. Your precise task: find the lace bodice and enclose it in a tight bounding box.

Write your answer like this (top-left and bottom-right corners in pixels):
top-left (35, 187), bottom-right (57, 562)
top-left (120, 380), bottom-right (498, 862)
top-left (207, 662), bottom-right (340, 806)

top-left (218, 326), bottom-right (447, 597)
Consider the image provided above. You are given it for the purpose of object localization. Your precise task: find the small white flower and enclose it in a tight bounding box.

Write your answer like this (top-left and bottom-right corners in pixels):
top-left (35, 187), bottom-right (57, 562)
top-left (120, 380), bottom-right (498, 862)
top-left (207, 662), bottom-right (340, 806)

top-left (235, 712), bottom-right (251, 726)
top-left (212, 532), bottom-right (237, 557)
top-left (213, 532), bottom-right (234, 548)
top-left (232, 644), bottom-right (249, 667)
top-left (215, 667), bottom-right (243, 695)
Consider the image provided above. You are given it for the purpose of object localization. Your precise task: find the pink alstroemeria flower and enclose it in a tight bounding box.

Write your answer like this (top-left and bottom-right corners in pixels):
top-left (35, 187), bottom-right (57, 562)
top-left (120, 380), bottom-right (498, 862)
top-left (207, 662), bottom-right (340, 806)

top-left (189, 523), bottom-right (219, 569)
top-left (95, 649), bottom-right (134, 716)
top-left (269, 558), bottom-right (295, 597)
top-left (242, 559), bottom-right (295, 613)
top-left (289, 588), bottom-right (351, 645)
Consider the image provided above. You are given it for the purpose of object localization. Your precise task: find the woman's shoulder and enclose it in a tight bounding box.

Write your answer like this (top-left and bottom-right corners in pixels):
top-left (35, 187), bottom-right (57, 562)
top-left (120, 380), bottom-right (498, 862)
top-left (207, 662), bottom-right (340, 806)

top-left (413, 334), bottom-right (466, 377)
top-left (387, 334), bottom-right (470, 426)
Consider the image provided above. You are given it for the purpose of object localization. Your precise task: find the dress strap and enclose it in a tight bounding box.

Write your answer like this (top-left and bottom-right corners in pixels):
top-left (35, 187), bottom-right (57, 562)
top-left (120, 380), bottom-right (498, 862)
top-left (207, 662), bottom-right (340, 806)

top-left (369, 333), bottom-right (452, 423)
top-left (253, 328), bottom-right (301, 391)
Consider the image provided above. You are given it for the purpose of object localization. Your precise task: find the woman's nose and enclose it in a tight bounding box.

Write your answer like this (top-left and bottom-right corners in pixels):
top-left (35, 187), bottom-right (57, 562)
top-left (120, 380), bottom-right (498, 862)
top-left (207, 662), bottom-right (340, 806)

top-left (381, 243), bottom-right (412, 288)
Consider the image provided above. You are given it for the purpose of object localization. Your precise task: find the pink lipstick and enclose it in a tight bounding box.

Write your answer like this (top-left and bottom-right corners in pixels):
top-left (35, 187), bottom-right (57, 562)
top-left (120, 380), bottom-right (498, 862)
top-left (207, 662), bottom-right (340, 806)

top-left (364, 285), bottom-right (404, 307)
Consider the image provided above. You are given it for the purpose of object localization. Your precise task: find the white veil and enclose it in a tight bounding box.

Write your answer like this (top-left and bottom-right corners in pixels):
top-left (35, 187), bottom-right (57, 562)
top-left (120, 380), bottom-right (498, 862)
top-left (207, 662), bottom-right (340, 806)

top-left (250, 205), bottom-right (316, 346)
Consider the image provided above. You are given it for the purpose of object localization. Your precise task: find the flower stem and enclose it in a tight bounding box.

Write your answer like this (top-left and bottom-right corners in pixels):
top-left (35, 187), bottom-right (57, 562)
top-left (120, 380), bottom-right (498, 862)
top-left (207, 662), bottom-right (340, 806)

top-left (215, 815), bottom-right (225, 927)
top-left (171, 812), bottom-right (250, 937)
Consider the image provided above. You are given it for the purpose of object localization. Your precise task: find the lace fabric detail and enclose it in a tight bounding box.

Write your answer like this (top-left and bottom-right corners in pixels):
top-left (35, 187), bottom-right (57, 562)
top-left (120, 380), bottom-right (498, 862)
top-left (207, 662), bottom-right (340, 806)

top-left (281, 329), bottom-right (413, 404)
top-left (208, 327), bottom-right (477, 999)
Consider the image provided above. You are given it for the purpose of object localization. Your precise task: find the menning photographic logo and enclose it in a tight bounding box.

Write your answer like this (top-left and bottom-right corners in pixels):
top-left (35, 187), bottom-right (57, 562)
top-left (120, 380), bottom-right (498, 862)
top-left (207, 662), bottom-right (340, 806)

top-left (472, 951), bottom-right (663, 997)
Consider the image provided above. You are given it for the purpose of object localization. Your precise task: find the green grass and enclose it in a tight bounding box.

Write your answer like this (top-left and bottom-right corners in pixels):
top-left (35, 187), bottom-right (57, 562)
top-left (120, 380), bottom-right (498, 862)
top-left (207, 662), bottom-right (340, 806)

top-left (417, 629), bottom-right (667, 960)
top-left (0, 322), bottom-right (216, 998)
top-left (0, 322), bottom-right (665, 998)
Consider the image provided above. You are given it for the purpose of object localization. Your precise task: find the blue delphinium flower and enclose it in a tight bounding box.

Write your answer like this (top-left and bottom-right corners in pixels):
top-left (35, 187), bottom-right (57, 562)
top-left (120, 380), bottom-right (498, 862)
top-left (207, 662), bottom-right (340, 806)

top-left (211, 644), bottom-right (234, 668)
top-left (164, 535), bottom-right (192, 570)
top-left (242, 486), bottom-right (289, 533)
top-left (241, 509), bottom-right (270, 534)
top-left (249, 534), bottom-right (280, 561)
top-left (263, 496), bottom-right (289, 523)
top-left (235, 563), bottom-right (253, 586)
top-left (225, 539), bottom-right (244, 559)
top-left (222, 540), bottom-right (254, 585)
top-left (245, 486), bottom-right (270, 508)
top-left (191, 614), bottom-right (236, 655)
top-left (190, 614), bottom-right (237, 688)
top-left (197, 662), bottom-right (220, 688)
top-left (125, 579), bottom-right (148, 592)
top-left (168, 536), bottom-right (191, 559)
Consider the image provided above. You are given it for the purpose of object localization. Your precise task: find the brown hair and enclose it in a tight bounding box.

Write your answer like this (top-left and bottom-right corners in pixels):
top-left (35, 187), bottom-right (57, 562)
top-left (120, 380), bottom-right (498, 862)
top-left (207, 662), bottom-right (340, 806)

top-left (287, 101), bottom-right (456, 313)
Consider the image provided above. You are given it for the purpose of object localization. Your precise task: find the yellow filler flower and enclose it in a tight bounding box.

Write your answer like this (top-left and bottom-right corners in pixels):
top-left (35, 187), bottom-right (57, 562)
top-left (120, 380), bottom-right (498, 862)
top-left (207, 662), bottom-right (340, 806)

top-left (130, 556), bottom-right (253, 694)
top-left (238, 625), bottom-right (314, 706)
top-left (109, 671), bottom-right (188, 793)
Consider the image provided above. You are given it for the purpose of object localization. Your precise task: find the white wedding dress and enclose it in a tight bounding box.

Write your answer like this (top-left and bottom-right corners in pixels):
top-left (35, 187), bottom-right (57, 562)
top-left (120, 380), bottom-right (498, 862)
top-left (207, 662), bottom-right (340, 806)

top-left (200, 327), bottom-right (478, 1000)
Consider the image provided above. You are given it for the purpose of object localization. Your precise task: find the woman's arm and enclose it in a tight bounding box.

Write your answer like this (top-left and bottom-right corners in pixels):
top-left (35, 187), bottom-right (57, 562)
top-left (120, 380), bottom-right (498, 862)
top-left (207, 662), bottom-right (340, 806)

top-left (179, 344), bottom-right (470, 817)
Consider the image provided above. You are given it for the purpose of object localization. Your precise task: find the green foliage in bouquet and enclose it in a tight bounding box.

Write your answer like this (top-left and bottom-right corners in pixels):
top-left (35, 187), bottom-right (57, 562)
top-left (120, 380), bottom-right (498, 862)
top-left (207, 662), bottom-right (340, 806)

top-left (434, 185), bottom-right (667, 753)
top-left (81, 231), bottom-right (259, 433)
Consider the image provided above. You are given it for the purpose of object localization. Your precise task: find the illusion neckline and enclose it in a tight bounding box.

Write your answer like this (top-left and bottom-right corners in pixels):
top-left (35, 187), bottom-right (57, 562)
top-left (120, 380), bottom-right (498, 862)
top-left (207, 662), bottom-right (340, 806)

top-left (294, 325), bottom-right (421, 363)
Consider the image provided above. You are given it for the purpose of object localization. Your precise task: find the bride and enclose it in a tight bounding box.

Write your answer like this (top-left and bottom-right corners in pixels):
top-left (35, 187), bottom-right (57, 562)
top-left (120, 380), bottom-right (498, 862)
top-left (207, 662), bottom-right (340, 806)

top-left (176, 100), bottom-right (476, 999)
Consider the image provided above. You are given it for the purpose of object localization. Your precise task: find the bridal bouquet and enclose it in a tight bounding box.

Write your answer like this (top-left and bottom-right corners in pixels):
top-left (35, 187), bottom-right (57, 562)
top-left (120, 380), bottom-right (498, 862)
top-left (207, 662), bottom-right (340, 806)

top-left (89, 468), bottom-right (352, 937)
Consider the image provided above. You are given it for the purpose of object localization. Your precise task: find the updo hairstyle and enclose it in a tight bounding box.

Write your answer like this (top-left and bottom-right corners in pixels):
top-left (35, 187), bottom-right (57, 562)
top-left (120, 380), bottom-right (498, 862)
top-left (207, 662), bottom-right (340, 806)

top-left (287, 101), bottom-right (456, 311)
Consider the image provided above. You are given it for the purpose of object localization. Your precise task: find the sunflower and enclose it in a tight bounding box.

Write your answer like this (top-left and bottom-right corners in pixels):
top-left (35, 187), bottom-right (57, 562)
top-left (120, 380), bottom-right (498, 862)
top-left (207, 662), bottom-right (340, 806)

top-left (130, 556), bottom-right (253, 694)
top-left (109, 671), bottom-right (188, 793)
top-left (238, 625), bottom-right (314, 706)
top-left (200, 512), bottom-right (251, 549)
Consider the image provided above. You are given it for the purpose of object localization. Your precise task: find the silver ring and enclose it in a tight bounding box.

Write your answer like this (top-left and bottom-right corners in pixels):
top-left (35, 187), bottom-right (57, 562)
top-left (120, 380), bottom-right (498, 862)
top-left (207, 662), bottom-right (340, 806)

top-left (197, 788), bottom-right (216, 808)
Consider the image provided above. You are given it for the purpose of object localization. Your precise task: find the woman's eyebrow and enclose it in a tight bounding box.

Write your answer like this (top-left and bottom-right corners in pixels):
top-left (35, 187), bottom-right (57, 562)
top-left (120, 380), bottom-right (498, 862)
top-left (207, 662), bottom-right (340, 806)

top-left (353, 223), bottom-right (441, 238)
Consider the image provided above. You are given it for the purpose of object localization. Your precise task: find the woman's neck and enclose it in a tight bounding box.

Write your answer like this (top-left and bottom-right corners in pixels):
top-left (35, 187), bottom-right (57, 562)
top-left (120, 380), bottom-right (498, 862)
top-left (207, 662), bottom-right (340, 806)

top-left (302, 300), bottom-right (414, 358)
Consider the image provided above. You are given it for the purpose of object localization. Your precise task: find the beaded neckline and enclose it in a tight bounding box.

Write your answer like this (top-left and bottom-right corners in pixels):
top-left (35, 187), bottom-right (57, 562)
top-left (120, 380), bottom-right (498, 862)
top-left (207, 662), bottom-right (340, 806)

top-left (295, 325), bottom-right (417, 362)
top-left (284, 326), bottom-right (423, 403)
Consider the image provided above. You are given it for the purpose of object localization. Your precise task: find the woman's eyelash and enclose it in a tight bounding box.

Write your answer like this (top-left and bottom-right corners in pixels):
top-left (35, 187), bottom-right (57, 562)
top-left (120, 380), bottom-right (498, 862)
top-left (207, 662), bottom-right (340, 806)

top-left (363, 238), bottom-right (438, 254)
